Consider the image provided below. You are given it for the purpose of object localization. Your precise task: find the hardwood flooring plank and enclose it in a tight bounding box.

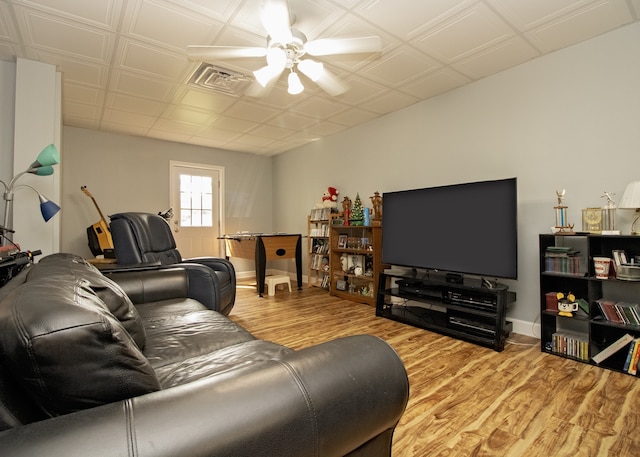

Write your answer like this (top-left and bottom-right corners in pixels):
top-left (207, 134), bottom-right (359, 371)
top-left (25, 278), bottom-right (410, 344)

top-left (229, 282), bottom-right (640, 456)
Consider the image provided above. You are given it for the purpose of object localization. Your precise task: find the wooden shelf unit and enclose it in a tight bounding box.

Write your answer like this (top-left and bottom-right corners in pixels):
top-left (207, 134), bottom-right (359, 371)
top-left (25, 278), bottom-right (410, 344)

top-left (540, 233), bottom-right (640, 375)
top-left (307, 208), bottom-right (335, 290)
top-left (329, 223), bottom-right (382, 306)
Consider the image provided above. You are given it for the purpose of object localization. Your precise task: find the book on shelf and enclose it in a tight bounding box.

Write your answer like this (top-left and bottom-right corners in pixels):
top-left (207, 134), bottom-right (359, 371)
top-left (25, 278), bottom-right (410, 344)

top-left (544, 246), bottom-right (584, 275)
top-left (623, 338), bottom-right (640, 374)
top-left (309, 207), bottom-right (335, 222)
top-left (551, 331), bottom-right (589, 361)
top-left (596, 299), bottom-right (640, 326)
top-left (592, 333), bottom-right (635, 364)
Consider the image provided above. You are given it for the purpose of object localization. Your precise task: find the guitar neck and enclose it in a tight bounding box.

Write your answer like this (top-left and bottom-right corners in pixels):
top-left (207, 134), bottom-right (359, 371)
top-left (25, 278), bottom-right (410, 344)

top-left (91, 197), bottom-right (108, 224)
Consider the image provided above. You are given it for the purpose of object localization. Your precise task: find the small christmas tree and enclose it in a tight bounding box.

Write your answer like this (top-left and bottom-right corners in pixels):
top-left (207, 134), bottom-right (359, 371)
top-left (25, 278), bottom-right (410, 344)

top-left (350, 193), bottom-right (364, 226)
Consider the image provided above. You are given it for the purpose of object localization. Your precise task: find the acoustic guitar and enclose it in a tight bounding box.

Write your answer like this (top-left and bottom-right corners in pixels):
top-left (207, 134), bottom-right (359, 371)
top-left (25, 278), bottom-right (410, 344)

top-left (81, 186), bottom-right (114, 257)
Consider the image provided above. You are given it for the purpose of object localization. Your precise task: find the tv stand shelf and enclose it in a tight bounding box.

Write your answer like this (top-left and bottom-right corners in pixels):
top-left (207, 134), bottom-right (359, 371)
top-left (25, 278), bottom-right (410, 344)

top-left (376, 271), bottom-right (515, 351)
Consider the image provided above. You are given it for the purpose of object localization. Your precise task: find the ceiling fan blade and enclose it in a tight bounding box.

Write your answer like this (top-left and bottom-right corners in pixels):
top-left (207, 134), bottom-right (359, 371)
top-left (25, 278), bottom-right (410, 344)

top-left (314, 68), bottom-right (348, 96)
top-left (261, 0), bottom-right (293, 44)
top-left (245, 79), bottom-right (277, 98)
top-left (187, 45), bottom-right (267, 60)
top-left (305, 36), bottom-right (382, 56)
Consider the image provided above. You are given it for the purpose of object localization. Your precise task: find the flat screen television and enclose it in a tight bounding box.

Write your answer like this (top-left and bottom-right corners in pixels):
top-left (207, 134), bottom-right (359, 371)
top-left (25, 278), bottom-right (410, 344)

top-left (382, 178), bottom-right (518, 280)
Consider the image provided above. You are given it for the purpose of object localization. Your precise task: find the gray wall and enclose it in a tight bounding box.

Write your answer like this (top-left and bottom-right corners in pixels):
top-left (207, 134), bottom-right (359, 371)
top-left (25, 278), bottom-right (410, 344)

top-left (61, 127), bottom-right (273, 274)
top-left (273, 22), bottom-right (640, 336)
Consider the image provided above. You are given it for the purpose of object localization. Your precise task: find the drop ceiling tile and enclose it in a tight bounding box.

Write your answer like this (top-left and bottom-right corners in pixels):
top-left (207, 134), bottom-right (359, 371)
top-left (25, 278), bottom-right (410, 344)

top-left (524, 1), bottom-right (635, 53)
top-left (147, 129), bottom-right (192, 143)
top-left (399, 68), bottom-right (470, 99)
top-left (64, 115), bottom-right (99, 130)
top-left (151, 117), bottom-right (200, 134)
top-left (101, 121), bottom-right (150, 136)
top-left (193, 125), bottom-right (243, 141)
top-left (123, 0), bottom-right (222, 52)
top-left (110, 69), bottom-right (177, 101)
top-left (164, 0), bottom-right (243, 22)
top-left (289, 96), bottom-right (350, 119)
top-left (286, 0), bottom-right (349, 40)
top-left (337, 74), bottom-right (389, 106)
top-left (413, 3), bottom-right (515, 64)
top-left (163, 105), bottom-right (215, 124)
top-left (485, 0), bottom-right (593, 30)
top-left (223, 99), bottom-right (281, 123)
top-left (63, 83), bottom-right (104, 105)
top-left (359, 45), bottom-right (442, 87)
top-left (33, 50), bottom-right (108, 87)
top-left (249, 124), bottom-right (297, 140)
top-left (267, 112), bottom-right (318, 130)
top-left (14, 6), bottom-right (114, 61)
top-left (208, 114), bottom-right (260, 133)
top-left (64, 100), bottom-right (100, 119)
top-left (15, 0), bottom-right (124, 29)
top-left (102, 108), bottom-right (156, 128)
top-left (179, 88), bottom-right (237, 112)
top-left (451, 36), bottom-right (540, 79)
top-left (304, 121), bottom-right (348, 137)
top-left (229, 133), bottom-right (276, 147)
top-left (355, 0), bottom-right (474, 40)
top-left (116, 38), bottom-right (190, 80)
top-left (105, 92), bottom-right (164, 116)
top-left (0, 2), bottom-right (19, 41)
top-left (359, 90), bottom-right (419, 114)
top-left (331, 107), bottom-right (380, 127)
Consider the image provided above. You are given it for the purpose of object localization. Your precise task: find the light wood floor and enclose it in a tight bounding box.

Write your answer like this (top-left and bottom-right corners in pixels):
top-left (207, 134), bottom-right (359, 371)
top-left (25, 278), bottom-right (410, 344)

top-left (229, 281), bottom-right (640, 457)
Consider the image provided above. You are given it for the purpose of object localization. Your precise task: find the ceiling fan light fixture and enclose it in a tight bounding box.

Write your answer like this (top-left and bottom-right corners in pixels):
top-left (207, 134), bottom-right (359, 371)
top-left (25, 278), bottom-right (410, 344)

top-left (287, 71), bottom-right (304, 95)
top-left (266, 47), bottom-right (286, 68)
top-left (297, 59), bottom-right (323, 81)
top-left (254, 65), bottom-right (276, 87)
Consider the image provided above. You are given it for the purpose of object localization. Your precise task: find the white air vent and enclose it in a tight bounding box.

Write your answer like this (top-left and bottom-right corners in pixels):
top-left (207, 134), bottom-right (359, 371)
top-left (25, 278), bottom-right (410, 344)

top-left (187, 63), bottom-right (252, 97)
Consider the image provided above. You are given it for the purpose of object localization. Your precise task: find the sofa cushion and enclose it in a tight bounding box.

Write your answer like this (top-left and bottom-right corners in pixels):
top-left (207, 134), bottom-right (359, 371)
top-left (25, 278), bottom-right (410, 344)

top-left (0, 278), bottom-right (160, 417)
top-left (28, 253), bottom-right (147, 349)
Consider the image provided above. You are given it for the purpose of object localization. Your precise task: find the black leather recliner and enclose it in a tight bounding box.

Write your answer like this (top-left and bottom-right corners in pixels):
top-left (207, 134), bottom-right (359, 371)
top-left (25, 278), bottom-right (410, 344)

top-left (109, 212), bottom-right (236, 315)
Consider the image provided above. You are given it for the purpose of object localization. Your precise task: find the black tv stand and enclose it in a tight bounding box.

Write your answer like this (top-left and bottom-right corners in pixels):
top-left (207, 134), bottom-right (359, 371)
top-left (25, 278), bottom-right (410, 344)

top-left (376, 270), bottom-right (516, 351)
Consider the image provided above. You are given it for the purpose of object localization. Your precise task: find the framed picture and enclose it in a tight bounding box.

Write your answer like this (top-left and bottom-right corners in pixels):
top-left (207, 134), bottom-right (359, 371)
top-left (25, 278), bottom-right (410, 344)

top-left (612, 250), bottom-right (627, 267)
top-left (336, 279), bottom-right (347, 291)
top-left (337, 234), bottom-right (347, 248)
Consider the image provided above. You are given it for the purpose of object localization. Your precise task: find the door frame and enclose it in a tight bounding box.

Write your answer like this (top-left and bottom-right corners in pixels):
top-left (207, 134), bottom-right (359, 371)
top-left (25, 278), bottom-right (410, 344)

top-left (169, 160), bottom-right (225, 256)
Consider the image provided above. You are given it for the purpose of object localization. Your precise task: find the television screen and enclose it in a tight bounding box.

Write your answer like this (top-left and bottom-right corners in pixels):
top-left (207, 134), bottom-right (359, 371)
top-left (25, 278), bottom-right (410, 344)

top-left (382, 178), bottom-right (518, 279)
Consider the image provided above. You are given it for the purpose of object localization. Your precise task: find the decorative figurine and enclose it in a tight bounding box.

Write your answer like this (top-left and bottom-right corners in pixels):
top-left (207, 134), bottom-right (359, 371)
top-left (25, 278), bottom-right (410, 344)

top-left (370, 191), bottom-right (382, 222)
top-left (556, 292), bottom-right (578, 317)
top-left (341, 196), bottom-right (352, 226)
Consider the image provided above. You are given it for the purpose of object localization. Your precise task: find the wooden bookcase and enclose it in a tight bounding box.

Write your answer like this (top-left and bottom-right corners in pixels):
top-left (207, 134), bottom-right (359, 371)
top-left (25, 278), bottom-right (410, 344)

top-left (540, 233), bottom-right (640, 375)
top-left (307, 208), bottom-right (334, 290)
top-left (329, 222), bottom-right (382, 306)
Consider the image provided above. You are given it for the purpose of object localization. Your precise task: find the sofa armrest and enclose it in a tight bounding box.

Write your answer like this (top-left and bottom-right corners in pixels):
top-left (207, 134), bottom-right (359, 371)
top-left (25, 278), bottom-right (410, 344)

top-left (105, 267), bottom-right (189, 305)
top-left (0, 335), bottom-right (409, 457)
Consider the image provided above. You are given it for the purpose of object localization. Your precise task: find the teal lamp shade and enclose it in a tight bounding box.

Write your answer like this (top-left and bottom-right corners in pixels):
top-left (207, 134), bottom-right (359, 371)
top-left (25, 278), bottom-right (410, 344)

top-left (38, 194), bottom-right (61, 222)
top-left (32, 165), bottom-right (54, 176)
top-left (30, 144), bottom-right (60, 169)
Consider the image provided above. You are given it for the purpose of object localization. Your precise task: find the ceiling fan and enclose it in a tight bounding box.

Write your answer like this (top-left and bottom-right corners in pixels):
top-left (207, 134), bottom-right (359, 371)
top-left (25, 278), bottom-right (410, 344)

top-left (186, 0), bottom-right (381, 97)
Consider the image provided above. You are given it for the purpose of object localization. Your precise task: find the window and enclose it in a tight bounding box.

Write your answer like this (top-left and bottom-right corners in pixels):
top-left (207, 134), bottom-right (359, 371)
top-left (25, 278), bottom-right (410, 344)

top-left (179, 174), bottom-right (213, 227)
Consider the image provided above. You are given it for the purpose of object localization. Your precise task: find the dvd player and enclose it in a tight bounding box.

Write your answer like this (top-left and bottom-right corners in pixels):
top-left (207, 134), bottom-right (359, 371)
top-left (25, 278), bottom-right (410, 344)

top-left (446, 291), bottom-right (497, 311)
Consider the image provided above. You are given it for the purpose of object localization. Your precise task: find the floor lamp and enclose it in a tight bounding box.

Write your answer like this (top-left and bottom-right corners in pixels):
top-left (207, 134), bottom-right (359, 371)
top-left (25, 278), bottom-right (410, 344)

top-left (0, 144), bottom-right (61, 247)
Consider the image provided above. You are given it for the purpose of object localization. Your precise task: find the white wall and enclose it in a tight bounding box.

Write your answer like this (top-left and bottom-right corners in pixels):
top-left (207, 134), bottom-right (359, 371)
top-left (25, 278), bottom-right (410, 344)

top-left (61, 127), bottom-right (273, 274)
top-left (273, 22), bottom-right (640, 337)
top-left (0, 59), bottom-right (61, 256)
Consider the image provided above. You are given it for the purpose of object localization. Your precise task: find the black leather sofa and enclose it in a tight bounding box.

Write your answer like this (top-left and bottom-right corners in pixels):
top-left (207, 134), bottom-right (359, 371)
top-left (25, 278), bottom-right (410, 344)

top-left (0, 253), bottom-right (409, 456)
top-left (109, 212), bottom-right (236, 316)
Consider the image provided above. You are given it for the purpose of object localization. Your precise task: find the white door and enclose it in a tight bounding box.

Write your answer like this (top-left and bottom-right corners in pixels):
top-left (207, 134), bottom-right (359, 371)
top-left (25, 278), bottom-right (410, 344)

top-left (169, 161), bottom-right (224, 259)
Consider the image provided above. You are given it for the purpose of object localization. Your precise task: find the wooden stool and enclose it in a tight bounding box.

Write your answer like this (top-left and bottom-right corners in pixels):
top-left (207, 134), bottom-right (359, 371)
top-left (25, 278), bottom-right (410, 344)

top-left (265, 275), bottom-right (292, 296)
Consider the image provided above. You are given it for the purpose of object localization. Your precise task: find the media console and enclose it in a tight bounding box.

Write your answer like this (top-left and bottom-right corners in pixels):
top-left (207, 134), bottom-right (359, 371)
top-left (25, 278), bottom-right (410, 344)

top-left (376, 270), bottom-right (515, 351)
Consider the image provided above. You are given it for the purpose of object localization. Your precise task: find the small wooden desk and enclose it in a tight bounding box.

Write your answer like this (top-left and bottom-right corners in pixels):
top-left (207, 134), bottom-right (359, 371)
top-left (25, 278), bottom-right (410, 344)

top-left (222, 233), bottom-right (302, 296)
